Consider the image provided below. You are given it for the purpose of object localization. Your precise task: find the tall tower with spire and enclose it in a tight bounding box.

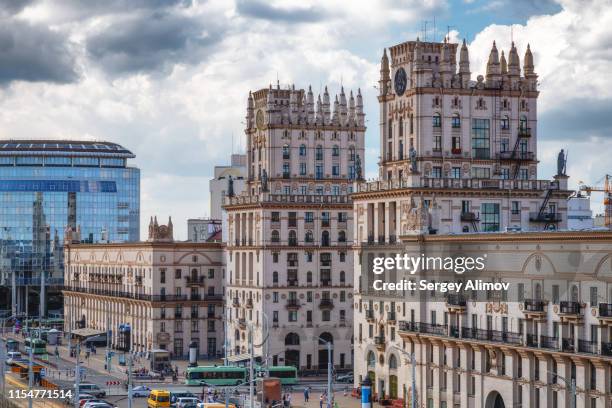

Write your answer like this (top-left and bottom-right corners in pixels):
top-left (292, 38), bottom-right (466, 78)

top-left (225, 83), bottom-right (366, 371)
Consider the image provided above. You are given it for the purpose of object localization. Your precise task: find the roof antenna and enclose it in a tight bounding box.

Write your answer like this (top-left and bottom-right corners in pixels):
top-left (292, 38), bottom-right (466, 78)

top-left (511, 25), bottom-right (514, 43)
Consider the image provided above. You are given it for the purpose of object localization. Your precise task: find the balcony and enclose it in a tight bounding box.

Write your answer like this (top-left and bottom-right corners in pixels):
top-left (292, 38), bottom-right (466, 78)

top-left (496, 151), bottom-right (535, 161)
top-left (374, 336), bottom-right (386, 351)
top-left (599, 303), bottom-right (612, 318)
top-left (559, 301), bottom-right (581, 316)
top-left (191, 312), bottom-right (199, 319)
top-left (288, 239), bottom-right (298, 246)
top-left (238, 318), bottom-right (247, 329)
top-left (232, 298), bottom-right (240, 307)
top-left (387, 311), bottom-right (396, 323)
top-left (286, 299), bottom-right (300, 310)
top-left (602, 342), bottom-right (612, 356)
top-left (320, 280), bottom-right (331, 287)
top-left (186, 276), bottom-right (205, 285)
top-left (460, 212), bottom-right (479, 222)
top-left (378, 235), bottom-right (385, 244)
top-left (562, 338), bottom-right (575, 352)
top-left (174, 312), bottom-right (183, 319)
top-left (526, 334), bottom-right (538, 347)
top-left (460, 327), bottom-right (522, 345)
top-left (283, 153), bottom-right (290, 160)
top-left (529, 212), bottom-right (562, 223)
top-left (523, 299), bottom-right (547, 317)
top-left (245, 299), bottom-right (253, 309)
top-left (319, 299), bottom-right (334, 309)
top-left (388, 235), bottom-right (397, 244)
top-left (518, 128), bottom-right (532, 137)
top-left (446, 295), bottom-right (467, 312)
top-left (540, 335), bottom-right (558, 350)
top-left (578, 339), bottom-right (597, 354)
top-left (287, 280), bottom-right (299, 287)
top-left (366, 310), bottom-right (375, 321)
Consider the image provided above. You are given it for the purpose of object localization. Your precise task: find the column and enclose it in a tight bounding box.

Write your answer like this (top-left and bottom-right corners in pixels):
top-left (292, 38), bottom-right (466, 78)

top-left (518, 350), bottom-right (533, 408)
top-left (573, 358), bottom-right (587, 408)
top-left (446, 344), bottom-right (457, 406)
top-left (472, 346), bottom-right (484, 407)
top-left (554, 356), bottom-right (570, 408)
top-left (594, 361), bottom-right (609, 408)
top-left (459, 344), bottom-right (469, 408)
top-left (384, 202), bottom-right (390, 242)
top-left (536, 353), bottom-right (550, 407)
top-left (373, 203), bottom-right (379, 242)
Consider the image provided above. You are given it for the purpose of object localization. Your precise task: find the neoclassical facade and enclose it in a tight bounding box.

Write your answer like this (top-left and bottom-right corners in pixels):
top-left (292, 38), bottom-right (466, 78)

top-left (354, 231), bottom-right (612, 408)
top-left (62, 217), bottom-right (225, 358)
top-left (224, 84), bottom-right (365, 370)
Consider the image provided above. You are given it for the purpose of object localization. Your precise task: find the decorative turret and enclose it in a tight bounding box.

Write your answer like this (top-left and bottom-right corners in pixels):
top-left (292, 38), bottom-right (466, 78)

top-left (148, 216), bottom-right (174, 242)
top-left (508, 42), bottom-right (520, 75)
top-left (379, 48), bottom-right (390, 96)
top-left (356, 88), bottom-right (364, 126)
top-left (458, 39), bottom-right (471, 87)
top-left (332, 95), bottom-right (340, 125)
top-left (486, 41), bottom-right (501, 87)
top-left (306, 85), bottom-right (315, 124)
top-left (500, 51), bottom-right (508, 75)
top-left (339, 86), bottom-right (348, 125)
top-left (524, 44), bottom-right (535, 75)
top-left (439, 38), bottom-right (452, 85)
top-left (349, 90), bottom-right (355, 124)
top-left (246, 91), bottom-right (254, 128)
top-left (289, 84), bottom-right (298, 123)
top-left (323, 86), bottom-right (331, 124)
top-left (316, 94), bottom-right (324, 125)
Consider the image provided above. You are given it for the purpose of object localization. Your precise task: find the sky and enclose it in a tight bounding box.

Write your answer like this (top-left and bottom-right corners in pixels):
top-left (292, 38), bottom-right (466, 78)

top-left (0, 0), bottom-right (611, 240)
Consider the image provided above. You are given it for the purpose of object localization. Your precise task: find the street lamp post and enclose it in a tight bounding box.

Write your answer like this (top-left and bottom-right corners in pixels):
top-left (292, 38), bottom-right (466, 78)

top-left (318, 337), bottom-right (333, 408)
top-left (390, 346), bottom-right (417, 408)
top-left (547, 371), bottom-right (576, 408)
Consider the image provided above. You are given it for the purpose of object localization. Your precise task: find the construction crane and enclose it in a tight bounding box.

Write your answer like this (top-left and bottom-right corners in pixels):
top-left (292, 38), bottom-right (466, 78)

top-left (579, 174), bottom-right (612, 228)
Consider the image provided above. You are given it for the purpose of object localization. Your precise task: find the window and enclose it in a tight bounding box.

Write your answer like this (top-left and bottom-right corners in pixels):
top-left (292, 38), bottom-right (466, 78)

top-left (399, 118), bottom-right (403, 137)
top-left (322, 310), bottom-right (331, 321)
top-left (338, 231), bottom-right (346, 243)
top-left (348, 146), bottom-right (355, 161)
top-left (451, 167), bottom-right (461, 179)
top-left (388, 119), bottom-right (393, 139)
top-left (339, 252), bottom-right (346, 262)
top-left (452, 136), bottom-right (461, 151)
top-left (208, 268), bottom-right (214, 278)
top-left (471, 167), bottom-right (490, 179)
top-left (299, 144), bottom-right (306, 156)
top-left (305, 230), bottom-right (314, 243)
top-left (520, 115), bottom-right (528, 131)
top-left (433, 134), bottom-right (441, 151)
top-left (338, 212), bottom-right (348, 223)
top-left (332, 164), bottom-right (340, 176)
top-left (500, 168), bottom-right (510, 179)
top-left (175, 269), bottom-right (181, 279)
top-left (432, 113), bottom-right (441, 128)
top-left (299, 162), bottom-right (306, 175)
top-left (471, 119), bottom-right (490, 159)
top-left (271, 212), bottom-right (280, 222)
top-left (519, 168), bottom-right (529, 180)
top-left (315, 164), bottom-right (323, 179)
top-left (160, 269), bottom-right (166, 284)
top-left (501, 138), bottom-right (510, 152)
top-left (305, 212), bottom-right (314, 223)
top-left (282, 162), bottom-right (290, 178)
top-left (452, 114), bottom-right (461, 128)
top-left (315, 145), bottom-right (323, 161)
top-left (340, 271), bottom-right (346, 284)
top-left (590, 287), bottom-right (598, 307)
top-left (288, 311), bottom-right (297, 322)
top-left (271, 230), bottom-right (280, 242)
top-left (272, 271), bottom-right (278, 285)
top-left (481, 203), bottom-right (500, 232)
top-left (332, 145), bottom-right (340, 157)
top-left (432, 167), bottom-right (442, 178)
top-left (511, 201), bottom-right (520, 215)
top-left (553, 285), bottom-right (560, 304)
top-left (282, 144), bottom-right (290, 159)
top-left (272, 252), bottom-right (279, 263)
top-left (501, 116), bottom-right (510, 130)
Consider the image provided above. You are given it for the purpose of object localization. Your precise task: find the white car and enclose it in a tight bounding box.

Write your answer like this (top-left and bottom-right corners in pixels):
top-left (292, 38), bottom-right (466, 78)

top-left (175, 397), bottom-right (200, 408)
top-left (131, 385), bottom-right (151, 398)
top-left (83, 402), bottom-right (114, 408)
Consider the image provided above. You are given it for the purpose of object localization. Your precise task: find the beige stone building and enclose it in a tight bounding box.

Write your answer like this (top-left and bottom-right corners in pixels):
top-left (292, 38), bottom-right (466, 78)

top-left (62, 217), bottom-right (225, 358)
top-left (354, 231), bottom-right (612, 408)
top-left (223, 83), bottom-right (365, 370)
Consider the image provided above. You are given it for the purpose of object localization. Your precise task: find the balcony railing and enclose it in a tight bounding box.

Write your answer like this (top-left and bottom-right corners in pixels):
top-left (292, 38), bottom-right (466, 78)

top-left (185, 276), bottom-right (205, 285)
top-left (562, 338), bottom-right (575, 352)
top-left (529, 212), bottom-right (562, 223)
top-left (461, 327), bottom-right (522, 345)
top-left (460, 212), bottom-right (479, 222)
top-left (365, 310), bottom-right (374, 320)
top-left (559, 301), bottom-right (581, 315)
top-left (540, 336), bottom-right (558, 349)
top-left (356, 177), bottom-right (557, 194)
top-left (526, 334), bottom-right (538, 347)
top-left (519, 128), bottom-right (532, 137)
top-left (286, 299), bottom-right (300, 309)
top-left (578, 339), bottom-right (597, 354)
top-left (232, 298), bottom-right (240, 307)
top-left (245, 299), bottom-right (253, 309)
top-left (602, 342), bottom-right (612, 356)
top-left (374, 336), bottom-right (386, 349)
top-left (62, 286), bottom-right (189, 302)
top-left (387, 311), bottom-right (396, 322)
top-left (599, 303), bottom-right (612, 317)
top-left (446, 295), bottom-right (467, 307)
top-left (319, 299), bottom-right (334, 309)
top-left (399, 321), bottom-right (447, 337)
top-left (524, 299), bottom-right (546, 313)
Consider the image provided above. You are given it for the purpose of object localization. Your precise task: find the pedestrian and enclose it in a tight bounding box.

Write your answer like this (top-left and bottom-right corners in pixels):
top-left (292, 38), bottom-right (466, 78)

top-left (287, 393), bottom-right (292, 406)
top-left (319, 394), bottom-right (324, 408)
top-left (304, 387), bottom-right (309, 402)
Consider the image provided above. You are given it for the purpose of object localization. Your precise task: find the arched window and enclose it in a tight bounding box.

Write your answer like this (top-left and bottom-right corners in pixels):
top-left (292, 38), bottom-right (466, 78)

top-left (389, 354), bottom-right (398, 369)
top-left (235, 329), bottom-right (240, 341)
top-left (520, 115), bottom-right (528, 131)
top-left (299, 144), bottom-right (307, 156)
top-left (307, 271), bottom-right (312, 284)
top-left (321, 231), bottom-right (330, 247)
top-left (332, 145), bottom-right (340, 157)
top-left (272, 271), bottom-right (278, 284)
top-left (285, 333), bottom-right (300, 346)
top-left (288, 230), bottom-right (297, 246)
top-left (338, 230), bottom-right (346, 243)
top-left (501, 115), bottom-right (510, 130)
top-left (305, 230), bottom-right (314, 243)
top-left (432, 113), bottom-right (441, 128)
top-left (367, 351), bottom-right (376, 367)
top-left (316, 145), bottom-right (323, 161)
top-left (319, 332), bottom-right (333, 344)
top-left (348, 146), bottom-right (355, 161)
top-left (340, 271), bottom-right (345, 284)
top-left (271, 230), bottom-right (279, 243)
top-left (452, 113), bottom-right (461, 128)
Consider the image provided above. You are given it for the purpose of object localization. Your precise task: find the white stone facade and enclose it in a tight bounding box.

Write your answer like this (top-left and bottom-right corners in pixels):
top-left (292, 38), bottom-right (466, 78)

top-left (223, 84), bottom-right (365, 371)
top-left (62, 219), bottom-right (225, 358)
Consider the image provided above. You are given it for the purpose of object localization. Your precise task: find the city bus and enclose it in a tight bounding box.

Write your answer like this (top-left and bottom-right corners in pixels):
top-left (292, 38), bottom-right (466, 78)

top-left (259, 366), bottom-right (298, 385)
top-left (185, 366), bottom-right (247, 386)
top-left (24, 338), bottom-right (47, 355)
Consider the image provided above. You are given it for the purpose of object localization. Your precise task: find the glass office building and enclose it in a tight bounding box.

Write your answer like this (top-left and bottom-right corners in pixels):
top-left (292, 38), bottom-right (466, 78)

top-left (0, 140), bottom-right (140, 316)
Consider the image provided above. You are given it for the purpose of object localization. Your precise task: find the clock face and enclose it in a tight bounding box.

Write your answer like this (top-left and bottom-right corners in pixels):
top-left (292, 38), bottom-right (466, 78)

top-left (394, 67), bottom-right (407, 96)
top-left (256, 110), bottom-right (264, 130)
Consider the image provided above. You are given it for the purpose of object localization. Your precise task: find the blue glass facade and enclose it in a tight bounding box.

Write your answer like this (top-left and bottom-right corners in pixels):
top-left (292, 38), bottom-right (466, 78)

top-left (0, 140), bottom-right (140, 315)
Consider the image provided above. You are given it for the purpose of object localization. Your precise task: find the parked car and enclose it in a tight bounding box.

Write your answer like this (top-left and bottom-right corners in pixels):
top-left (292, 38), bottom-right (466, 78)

top-left (132, 386), bottom-right (152, 398)
top-left (174, 397), bottom-right (200, 408)
top-left (336, 373), bottom-right (354, 383)
top-left (81, 400), bottom-right (106, 408)
top-left (83, 335), bottom-right (107, 347)
top-left (6, 351), bottom-right (23, 365)
top-left (76, 384), bottom-right (106, 398)
top-left (170, 392), bottom-right (197, 404)
top-left (79, 396), bottom-right (98, 407)
top-left (83, 401), bottom-right (114, 408)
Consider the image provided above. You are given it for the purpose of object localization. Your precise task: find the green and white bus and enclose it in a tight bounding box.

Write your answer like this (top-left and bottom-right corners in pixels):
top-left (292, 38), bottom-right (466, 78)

top-left (259, 366), bottom-right (298, 385)
top-left (185, 366), bottom-right (247, 386)
top-left (24, 338), bottom-right (47, 355)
